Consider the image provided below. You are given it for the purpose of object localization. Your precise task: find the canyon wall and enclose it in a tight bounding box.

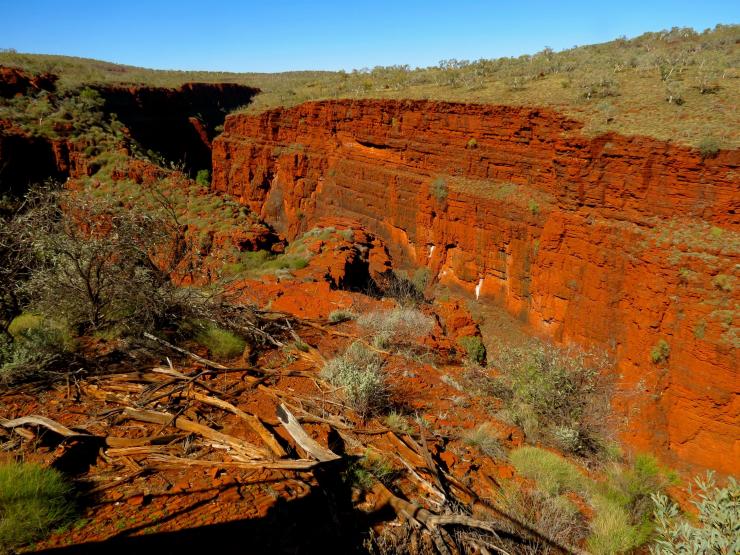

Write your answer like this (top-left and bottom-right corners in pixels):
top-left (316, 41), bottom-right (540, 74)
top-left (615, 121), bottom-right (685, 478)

top-left (93, 82), bottom-right (258, 174)
top-left (212, 99), bottom-right (739, 474)
top-left (0, 65), bottom-right (258, 193)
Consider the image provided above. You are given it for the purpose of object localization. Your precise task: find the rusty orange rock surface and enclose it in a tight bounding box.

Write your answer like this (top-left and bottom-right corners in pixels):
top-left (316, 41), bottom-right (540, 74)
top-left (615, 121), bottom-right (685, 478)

top-left (212, 99), bottom-right (739, 475)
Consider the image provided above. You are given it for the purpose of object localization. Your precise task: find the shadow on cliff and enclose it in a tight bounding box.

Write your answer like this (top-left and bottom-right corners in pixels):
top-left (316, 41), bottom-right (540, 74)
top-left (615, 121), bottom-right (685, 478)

top-left (35, 458), bottom-right (389, 555)
top-left (95, 83), bottom-right (259, 176)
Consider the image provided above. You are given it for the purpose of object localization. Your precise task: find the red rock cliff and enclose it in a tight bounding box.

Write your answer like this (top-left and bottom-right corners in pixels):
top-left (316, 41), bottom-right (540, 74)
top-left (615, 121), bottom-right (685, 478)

top-left (212, 99), bottom-right (739, 474)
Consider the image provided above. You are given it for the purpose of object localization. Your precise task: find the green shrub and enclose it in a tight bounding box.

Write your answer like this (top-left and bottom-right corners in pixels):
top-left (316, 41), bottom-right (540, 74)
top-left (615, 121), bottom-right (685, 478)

top-left (225, 250), bottom-right (309, 277)
top-left (194, 323), bottom-right (246, 358)
top-left (458, 335), bottom-right (486, 365)
top-left (651, 472), bottom-right (739, 555)
top-left (466, 138), bottom-right (478, 148)
top-left (195, 169), bottom-right (210, 186)
top-left (510, 446), bottom-right (587, 496)
top-left (344, 451), bottom-right (398, 491)
top-left (712, 274), bottom-right (733, 293)
top-left (321, 341), bottom-right (388, 416)
top-left (411, 267), bottom-right (431, 294)
top-left (328, 309), bottom-right (355, 323)
top-left (581, 76), bottom-right (619, 99)
top-left (488, 339), bottom-right (612, 456)
top-left (0, 462), bottom-right (76, 551)
top-left (463, 423), bottom-right (507, 460)
top-left (593, 454), bottom-right (677, 550)
top-left (587, 495), bottom-right (643, 554)
top-left (384, 411), bottom-right (412, 435)
top-left (1, 314), bottom-right (75, 381)
top-left (430, 176), bottom-right (448, 202)
top-left (650, 340), bottom-right (670, 364)
top-left (697, 137), bottom-right (720, 159)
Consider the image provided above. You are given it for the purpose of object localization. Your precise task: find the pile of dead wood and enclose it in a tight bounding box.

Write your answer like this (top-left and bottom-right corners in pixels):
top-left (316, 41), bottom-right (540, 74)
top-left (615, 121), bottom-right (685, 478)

top-left (2, 329), bottom-right (585, 555)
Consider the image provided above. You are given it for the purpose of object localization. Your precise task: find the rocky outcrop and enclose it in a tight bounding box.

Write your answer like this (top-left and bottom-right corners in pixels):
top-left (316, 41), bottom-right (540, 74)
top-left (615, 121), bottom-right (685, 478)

top-left (0, 66), bottom-right (57, 98)
top-left (212, 99), bottom-right (739, 474)
top-left (0, 121), bottom-right (91, 196)
top-left (93, 82), bottom-right (259, 174)
top-left (0, 65), bottom-right (259, 194)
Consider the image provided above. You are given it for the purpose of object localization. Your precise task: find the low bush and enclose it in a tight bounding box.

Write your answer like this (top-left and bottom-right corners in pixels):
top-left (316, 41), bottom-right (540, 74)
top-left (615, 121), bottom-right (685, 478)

top-left (650, 339), bottom-right (670, 364)
top-left (458, 335), bottom-right (486, 365)
top-left (0, 462), bottom-right (77, 551)
top-left (1, 314), bottom-right (75, 382)
top-left (510, 448), bottom-right (675, 554)
top-left (18, 189), bottom-right (192, 337)
top-left (462, 423), bottom-right (507, 460)
top-left (697, 137), bottom-right (720, 159)
top-left (587, 495), bottom-right (643, 554)
top-left (225, 250), bottom-right (309, 277)
top-left (651, 472), bottom-right (739, 555)
top-left (510, 446), bottom-right (587, 496)
top-left (430, 176), bottom-right (447, 202)
top-left (195, 169), bottom-right (210, 186)
top-left (344, 451), bottom-right (399, 492)
top-left (357, 307), bottom-right (434, 349)
top-left (495, 482), bottom-right (588, 553)
top-left (488, 339), bottom-right (613, 456)
top-left (328, 309), bottom-right (355, 323)
top-left (411, 267), bottom-right (431, 294)
top-left (194, 322), bottom-right (246, 358)
top-left (321, 341), bottom-right (388, 416)
top-left (384, 411), bottom-right (413, 435)
top-left (370, 271), bottom-right (426, 306)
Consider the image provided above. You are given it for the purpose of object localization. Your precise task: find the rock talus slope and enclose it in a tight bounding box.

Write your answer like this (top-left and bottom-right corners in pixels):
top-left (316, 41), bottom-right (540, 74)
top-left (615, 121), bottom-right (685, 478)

top-left (213, 99), bottom-right (739, 474)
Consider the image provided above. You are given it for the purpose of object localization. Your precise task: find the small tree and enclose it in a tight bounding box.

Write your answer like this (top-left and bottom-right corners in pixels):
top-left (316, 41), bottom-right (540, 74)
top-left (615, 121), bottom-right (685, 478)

top-left (20, 189), bottom-right (187, 335)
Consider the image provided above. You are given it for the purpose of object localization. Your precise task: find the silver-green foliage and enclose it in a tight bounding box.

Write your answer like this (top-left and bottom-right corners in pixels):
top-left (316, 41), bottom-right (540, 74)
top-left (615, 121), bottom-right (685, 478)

top-left (321, 341), bottom-right (388, 417)
top-left (651, 472), bottom-right (739, 555)
top-left (489, 339), bottom-right (612, 456)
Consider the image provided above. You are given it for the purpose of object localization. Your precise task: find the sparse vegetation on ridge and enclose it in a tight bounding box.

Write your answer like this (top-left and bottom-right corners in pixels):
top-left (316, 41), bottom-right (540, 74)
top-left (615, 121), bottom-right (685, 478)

top-left (2, 24), bottom-right (738, 147)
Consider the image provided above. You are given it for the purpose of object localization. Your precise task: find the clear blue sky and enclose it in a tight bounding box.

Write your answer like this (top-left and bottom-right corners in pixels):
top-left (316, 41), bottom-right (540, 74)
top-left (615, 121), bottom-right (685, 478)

top-left (2, 1), bottom-right (738, 72)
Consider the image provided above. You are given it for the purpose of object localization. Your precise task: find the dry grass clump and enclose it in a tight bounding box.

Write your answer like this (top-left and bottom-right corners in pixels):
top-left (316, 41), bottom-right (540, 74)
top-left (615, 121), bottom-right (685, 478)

top-left (328, 309), bottom-right (356, 323)
top-left (495, 480), bottom-right (589, 554)
top-left (321, 341), bottom-right (389, 417)
top-left (462, 423), bottom-right (507, 460)
top-left (357, 307), bottom-right (434, 349)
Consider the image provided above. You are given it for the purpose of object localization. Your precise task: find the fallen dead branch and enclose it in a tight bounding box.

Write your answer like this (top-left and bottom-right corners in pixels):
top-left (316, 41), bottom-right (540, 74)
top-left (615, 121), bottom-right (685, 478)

top-left (186, 391), bottom-right (287, 458)
top-left (143, 332), bottom-right (228, 370)
top-left (372, 482), bottom-right (585, 555)
top-left (1, 415), bottom-right (94, 439)
top-left (276, 403), bottom-right (340, 462)
top-left (105, 445), bottom-right (173, 458)
top-left (147, 454), bottom-right (318, 471)
top-left (119, 407), bottom-right (269, 460)
top-left (105, 433), bottom-right (185, 448)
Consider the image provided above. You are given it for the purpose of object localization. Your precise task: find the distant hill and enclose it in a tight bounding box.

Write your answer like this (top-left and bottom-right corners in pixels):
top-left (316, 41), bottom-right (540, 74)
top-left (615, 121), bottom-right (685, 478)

top-left (1, 24), bottom-right (738, 148)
